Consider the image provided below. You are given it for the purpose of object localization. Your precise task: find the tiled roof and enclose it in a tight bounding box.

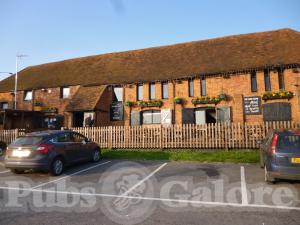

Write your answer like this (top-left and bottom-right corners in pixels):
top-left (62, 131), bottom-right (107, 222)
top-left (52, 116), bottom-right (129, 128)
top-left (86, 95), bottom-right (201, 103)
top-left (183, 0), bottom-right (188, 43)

top-left (65, 85), bottom-right (106, 111)
top-left (0, 28), bottom-right (299, 92)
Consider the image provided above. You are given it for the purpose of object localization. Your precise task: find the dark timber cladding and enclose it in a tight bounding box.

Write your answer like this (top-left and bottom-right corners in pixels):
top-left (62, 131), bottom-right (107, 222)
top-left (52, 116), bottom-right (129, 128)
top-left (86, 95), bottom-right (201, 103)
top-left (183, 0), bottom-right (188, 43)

top-left (0, 28), bottom-right (299, 93)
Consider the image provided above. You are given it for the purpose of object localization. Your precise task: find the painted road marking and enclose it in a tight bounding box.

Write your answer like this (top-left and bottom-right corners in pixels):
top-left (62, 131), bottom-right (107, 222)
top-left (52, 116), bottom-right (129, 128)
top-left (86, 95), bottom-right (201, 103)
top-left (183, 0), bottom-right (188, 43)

top-left (32, 161), bottom-right (111, 189)
top-left (0, 186), bottom-right (299, 211)
top-left (240, 166), bottom-right (248, 205)
top-left (121, 162), bottom-right (168, 197)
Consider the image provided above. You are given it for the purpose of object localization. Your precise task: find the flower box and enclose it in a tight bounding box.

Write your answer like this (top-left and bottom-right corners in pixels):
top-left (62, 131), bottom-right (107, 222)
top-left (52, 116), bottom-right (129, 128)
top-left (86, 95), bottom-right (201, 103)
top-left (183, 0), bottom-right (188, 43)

top-left (124, 101), bottom-right (134, 107)
top-left (192, 96), bottom-right (222, 105)
top-left (34, 106), bottom-right (42, 111)
top-left (174, 97), bottom-right (183, 104)
top-left (262, 91), bottom-right (293, 101)
top-left (138, 100), bottom-right (163, 108)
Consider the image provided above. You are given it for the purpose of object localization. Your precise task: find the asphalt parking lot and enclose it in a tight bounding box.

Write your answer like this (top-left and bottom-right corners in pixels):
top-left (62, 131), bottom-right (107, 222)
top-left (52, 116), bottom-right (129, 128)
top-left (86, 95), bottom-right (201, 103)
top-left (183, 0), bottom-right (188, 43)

top-left (0, 158), bottom-right (300, 225)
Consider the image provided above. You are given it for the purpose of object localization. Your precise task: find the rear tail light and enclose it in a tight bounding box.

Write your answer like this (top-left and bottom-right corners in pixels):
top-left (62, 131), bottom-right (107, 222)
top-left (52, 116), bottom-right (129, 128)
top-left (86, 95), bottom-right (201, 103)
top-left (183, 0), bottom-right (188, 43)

top-left (269, 134), bottom-right (278, 156)
top-left (36, 144), bottom-right (54, 154)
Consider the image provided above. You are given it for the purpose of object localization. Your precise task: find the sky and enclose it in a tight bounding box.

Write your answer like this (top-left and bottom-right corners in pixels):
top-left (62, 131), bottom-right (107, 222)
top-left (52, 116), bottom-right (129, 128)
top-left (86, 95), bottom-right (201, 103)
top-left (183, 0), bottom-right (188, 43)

top-left (0, 0), bottom-right (299, 80)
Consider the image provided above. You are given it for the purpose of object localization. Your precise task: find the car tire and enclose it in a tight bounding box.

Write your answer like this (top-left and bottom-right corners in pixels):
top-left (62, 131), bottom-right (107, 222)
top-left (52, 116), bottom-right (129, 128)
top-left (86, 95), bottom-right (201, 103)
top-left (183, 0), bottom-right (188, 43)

top-left (10, 169), bottom-right (25, 174)
top-left (92, 149), bottom-right (101, 162)
top-left (264, 165), bottom-right (276, 184)
top-left (50, 157), bottom-right (64, 176)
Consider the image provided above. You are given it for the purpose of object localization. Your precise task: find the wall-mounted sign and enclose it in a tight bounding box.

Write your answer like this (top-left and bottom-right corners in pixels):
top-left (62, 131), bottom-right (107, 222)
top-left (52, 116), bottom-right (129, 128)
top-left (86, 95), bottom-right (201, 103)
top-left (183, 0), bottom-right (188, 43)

top-left (243, 96), bottom-right (261, 115)
top-left (110, 102), bottom-right (124, 121)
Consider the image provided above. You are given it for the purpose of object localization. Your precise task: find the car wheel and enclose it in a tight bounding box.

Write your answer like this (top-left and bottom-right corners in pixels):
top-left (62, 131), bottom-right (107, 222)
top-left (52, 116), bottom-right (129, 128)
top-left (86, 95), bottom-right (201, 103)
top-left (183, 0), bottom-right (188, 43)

top-left (50, 157), bottom-right (64, 176)
top-left (264, 165), bottom-right (276, 184)
top-left (10, 169), bottom-right (25, 174)
top-left (92, 149), bottom-right (101, 162)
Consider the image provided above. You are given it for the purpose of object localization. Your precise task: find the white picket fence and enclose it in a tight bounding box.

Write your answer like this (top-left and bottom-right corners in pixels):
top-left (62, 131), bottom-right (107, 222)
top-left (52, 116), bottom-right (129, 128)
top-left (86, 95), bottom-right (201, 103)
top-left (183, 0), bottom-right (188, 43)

top-left (0, 129), bottom-right (25, 144)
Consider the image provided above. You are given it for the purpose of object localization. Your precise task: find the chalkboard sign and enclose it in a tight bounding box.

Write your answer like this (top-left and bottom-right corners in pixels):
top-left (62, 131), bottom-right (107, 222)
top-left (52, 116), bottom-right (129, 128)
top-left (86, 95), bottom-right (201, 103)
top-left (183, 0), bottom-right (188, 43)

top-left (243, 96), bottom-right (261, 115)
top-left (110, 102), bottom-right (124, 121)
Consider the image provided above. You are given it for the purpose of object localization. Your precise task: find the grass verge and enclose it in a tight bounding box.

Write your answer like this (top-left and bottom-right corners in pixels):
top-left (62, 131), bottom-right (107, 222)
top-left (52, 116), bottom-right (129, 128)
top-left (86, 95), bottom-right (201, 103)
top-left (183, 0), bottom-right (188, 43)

top-left (102, 149), bottom-right (259, 163)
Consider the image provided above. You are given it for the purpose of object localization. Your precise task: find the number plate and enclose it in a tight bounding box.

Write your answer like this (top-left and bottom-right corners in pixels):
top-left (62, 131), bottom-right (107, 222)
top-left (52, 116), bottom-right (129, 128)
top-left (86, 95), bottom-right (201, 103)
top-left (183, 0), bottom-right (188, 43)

top-left (12, 150), bottom-right (31, 158)
top-left (291, 158), bottom-right (300, 164)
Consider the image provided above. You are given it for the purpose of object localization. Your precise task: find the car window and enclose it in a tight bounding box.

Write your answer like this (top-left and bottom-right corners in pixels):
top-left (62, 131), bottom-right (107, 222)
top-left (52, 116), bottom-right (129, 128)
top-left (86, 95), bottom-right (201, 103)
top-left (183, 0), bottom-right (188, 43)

top-left (277, 134), bottom-right (300, 153)
top-left (57, 133), bottom-right (72, 143)
top-left (72, 133), bottom-right (86, 143)
top-left (12, 136), bottom-right (43, 145)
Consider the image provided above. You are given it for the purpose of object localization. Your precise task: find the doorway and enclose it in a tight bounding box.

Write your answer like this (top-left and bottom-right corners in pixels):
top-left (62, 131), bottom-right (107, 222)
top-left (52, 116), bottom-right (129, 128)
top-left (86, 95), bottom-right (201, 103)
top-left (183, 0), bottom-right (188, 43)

top-left (195, 108), bottom-right (216, 124)
top-left (73, 112), bottom-right (84, 127)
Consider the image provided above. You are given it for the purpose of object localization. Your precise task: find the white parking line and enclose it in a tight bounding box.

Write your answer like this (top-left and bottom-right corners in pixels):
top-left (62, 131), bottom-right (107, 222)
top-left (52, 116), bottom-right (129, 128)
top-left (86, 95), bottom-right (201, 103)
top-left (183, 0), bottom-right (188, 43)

top-left (0, 170), bottom-right (10, 174)
top-left (121, 162), bottom-right (168, 196)
top-left (240, 166), bottom-right (248, 205)
top-left (0, 186), bottom-right (299, 211)
top-left (32, 161), bottom-right (111, 189)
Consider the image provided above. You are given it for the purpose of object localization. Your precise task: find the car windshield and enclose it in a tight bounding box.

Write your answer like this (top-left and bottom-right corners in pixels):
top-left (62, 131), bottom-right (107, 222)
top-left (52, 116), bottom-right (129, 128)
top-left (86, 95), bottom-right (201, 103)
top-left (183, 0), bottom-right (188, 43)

top-left (276, 133), bottom-right (300, 153)
top-left (12, 136), bottom-right (44, 146)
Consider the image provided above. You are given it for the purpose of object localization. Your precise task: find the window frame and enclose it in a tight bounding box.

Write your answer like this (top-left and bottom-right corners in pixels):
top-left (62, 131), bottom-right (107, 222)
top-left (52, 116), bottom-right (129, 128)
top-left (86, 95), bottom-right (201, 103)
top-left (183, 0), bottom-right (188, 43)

top-left (162, 81), bottom-right (168, 99)
top-left (23, 90), bottom-right (33, 101)
top-left (250, 71), bottom-right (258, 92)
top-left (278, 69), bottom-right (285, 90)
top-left (142, 110), bottom-right (161, 125)
top-left (200, 77), bottom-right (206, 96)
top-left (264, 70), bottom-right (272, 92)
top-left (137, 84), bottom-right (143, 101)
top-left (188, 79), bottom-right (194, 97)
top-left (112, 86), bottom-right (123, 102)
top-left (149, 82), bottom-right (156, 100)
top-left (60, 86), bottom-right (70, 99)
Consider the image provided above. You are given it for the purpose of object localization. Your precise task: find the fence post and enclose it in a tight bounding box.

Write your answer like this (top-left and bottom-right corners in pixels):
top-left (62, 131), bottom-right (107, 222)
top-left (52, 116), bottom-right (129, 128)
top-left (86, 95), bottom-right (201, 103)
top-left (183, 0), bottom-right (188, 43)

top-left (109, 127), bottom-right (113, 149)
top-left (224, 123), bottom-right (229, 151)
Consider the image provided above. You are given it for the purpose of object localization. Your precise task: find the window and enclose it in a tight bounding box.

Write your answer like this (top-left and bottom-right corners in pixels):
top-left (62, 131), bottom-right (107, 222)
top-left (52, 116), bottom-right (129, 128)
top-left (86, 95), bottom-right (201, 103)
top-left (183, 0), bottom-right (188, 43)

top-left (113, 87), bottom-right (123, 102)
top-left (12, 136), bottom-right (43, 145)
top-left (162, 81), bottom-right (168, 99)
top-left (60, 87), bottom-right (70, 99)
top-left (24, 90), bottom-right (33, 101)
top-left (57, 133), bottom-right (72, 142)
top-left (142, 110), bottom-right (161, 125)
top-left (250, 71), bottom-right (257, 92)
top-left (278, 69), bottom-right (285, 90)
top-left (264, 70), bottom-right (271, 91)
top-left (188, 79), bottom-right (194, 97)
top-left (1, 102), bottom-right (8, 110)
top-left (201, 77), bottom-right (206, 96)
top-left (72, 133), bottom-right (86, 143)
top-left (263, 102), bottom-right (291, 121)
top-left (137, 84), bottom-right (143, 101)
top-left (149, 83), bottom-right (156, 100)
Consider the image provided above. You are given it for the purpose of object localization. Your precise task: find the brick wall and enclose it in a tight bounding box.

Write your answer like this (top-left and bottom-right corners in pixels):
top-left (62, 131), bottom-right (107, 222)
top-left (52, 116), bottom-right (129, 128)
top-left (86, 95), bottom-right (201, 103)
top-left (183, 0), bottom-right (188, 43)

top-left (123, 68), bottom-right (300, 124)
top-left (0, 68), bottom-right (299, 127)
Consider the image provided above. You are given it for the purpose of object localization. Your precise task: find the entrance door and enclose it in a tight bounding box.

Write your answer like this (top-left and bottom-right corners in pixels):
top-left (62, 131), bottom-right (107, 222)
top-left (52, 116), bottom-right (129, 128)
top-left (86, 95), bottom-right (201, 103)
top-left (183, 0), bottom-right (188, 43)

top-left (73, 112), bottom-right (84, 127)
top-left (195, 109), bottom-right (206, 125)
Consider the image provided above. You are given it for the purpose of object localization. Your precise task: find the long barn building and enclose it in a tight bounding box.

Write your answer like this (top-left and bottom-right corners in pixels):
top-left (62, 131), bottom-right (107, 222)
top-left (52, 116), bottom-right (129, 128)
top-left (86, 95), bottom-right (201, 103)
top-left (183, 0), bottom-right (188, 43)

top-left (0, 28), bottom-right (300, 129)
